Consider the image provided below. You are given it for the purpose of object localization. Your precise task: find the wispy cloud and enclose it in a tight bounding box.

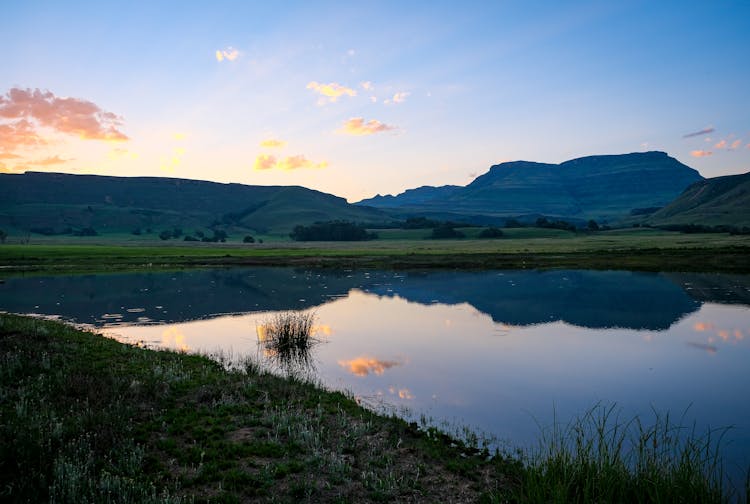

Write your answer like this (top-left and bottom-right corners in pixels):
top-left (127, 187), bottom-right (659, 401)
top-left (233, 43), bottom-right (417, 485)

top-left (337, 117), bottom-right (396, 136)
top-left (25, 155), bottom-right (70, 166)
top-left (690, 150), bottom-right (713, 157)
top-left (360, 81), bottom-right (373, 91)
top-left (306, 81), bottom-right (356, 103)
top-left (385, 91), bottom-right (409, 105)
top-left (215, 46), bottom-right (239, 62)
top-left (683, 127), bottom-right (715, 138)
top-left (253, 154), bottom-right (327, 171)
top-left (730, 139), bottom-right (741, 150)
top-left (260, 139), bottom-right (287, 148)
top-left (714, 139), bottom-right (727, 149)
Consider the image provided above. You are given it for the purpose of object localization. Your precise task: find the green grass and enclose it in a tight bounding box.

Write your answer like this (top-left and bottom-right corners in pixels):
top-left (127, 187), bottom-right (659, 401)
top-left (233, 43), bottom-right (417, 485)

top-left (1, 314), bottom-right (746, 502)
top-left (2, 228), bottom-right (750, 274)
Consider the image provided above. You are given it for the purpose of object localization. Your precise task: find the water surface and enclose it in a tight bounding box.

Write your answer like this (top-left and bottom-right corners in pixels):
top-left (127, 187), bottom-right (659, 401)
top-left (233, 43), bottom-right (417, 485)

top-left (2, 267), bottom-right (749, 478)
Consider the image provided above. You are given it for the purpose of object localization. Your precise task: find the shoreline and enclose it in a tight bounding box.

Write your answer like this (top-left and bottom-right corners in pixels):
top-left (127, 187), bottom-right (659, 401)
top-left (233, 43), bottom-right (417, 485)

top-left (1, 313), bottom-right (744, 502)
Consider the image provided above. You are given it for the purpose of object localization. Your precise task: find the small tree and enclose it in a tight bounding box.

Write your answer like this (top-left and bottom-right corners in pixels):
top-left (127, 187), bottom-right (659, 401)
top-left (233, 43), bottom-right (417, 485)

top-left (0, 229), bottom-right (7, 244)
top-left (587, 219), bottom-right (600, 231)
top-left (479, 227), bottom-right (504, 239)
top-left (243, 235), bottom-right (255, 243)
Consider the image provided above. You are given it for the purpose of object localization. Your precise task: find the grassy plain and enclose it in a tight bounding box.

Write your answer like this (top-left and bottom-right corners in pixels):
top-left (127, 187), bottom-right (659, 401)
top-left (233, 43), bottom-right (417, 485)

top-left (1, 314), bottom-right (743, 503)
top-left (1, 228), bottom-right (749, 274)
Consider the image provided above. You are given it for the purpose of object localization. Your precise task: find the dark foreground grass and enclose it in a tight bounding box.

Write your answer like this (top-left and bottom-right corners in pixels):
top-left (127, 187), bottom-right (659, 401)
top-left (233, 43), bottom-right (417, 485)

top-left (1, 314), bottom-right (746, 503)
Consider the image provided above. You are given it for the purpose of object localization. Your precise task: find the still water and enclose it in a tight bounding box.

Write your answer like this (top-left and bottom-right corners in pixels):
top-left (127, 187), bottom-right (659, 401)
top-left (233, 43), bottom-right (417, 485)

top-left (2, 267), bottom-right (749, 475)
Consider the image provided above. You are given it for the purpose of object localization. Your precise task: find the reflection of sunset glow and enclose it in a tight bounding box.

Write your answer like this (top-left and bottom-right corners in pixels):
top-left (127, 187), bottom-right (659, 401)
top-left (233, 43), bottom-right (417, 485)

top-left (161, 326), bottom-right (189, 352)
top-left (693, 322), bottom-right (745, 343)
top-left (338, 356), bottom-right (402, 377)
top-left (387, 386), bottom-right (414, 400)
top-left (313, 324), bottom-right (333, 337)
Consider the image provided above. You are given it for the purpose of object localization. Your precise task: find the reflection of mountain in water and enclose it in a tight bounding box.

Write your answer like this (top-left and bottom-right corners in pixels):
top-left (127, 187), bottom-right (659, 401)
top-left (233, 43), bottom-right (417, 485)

top-left (364, 270), bottom-right (707, 330)
top-left (1, 268), bottom-right (748, 331)
top-left (0, 268), bottom-right (378, 326)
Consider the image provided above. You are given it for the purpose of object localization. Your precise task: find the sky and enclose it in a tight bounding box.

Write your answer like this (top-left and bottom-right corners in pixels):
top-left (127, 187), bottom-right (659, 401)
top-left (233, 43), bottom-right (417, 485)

top-left (1, 1), bottom-right (749, 202)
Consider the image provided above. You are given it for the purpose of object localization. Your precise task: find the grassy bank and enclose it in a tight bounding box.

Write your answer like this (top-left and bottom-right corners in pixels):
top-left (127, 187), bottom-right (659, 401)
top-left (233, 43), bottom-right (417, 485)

top-left (1, 314), bottom-right (744, 502)
top-left (1, 228), bottom-right (750, 274)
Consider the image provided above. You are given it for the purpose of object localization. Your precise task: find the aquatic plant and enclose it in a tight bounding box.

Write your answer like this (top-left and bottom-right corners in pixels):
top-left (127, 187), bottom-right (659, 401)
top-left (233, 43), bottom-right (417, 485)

top-left (257, 310), bottom-right (320, 374)
top-left (515, 403), bottom-right (740, 503)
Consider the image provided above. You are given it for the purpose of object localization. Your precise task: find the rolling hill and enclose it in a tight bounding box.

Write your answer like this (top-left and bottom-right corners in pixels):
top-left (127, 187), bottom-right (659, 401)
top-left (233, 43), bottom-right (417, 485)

top-left (644, 171), bottom-right (750, 228)
top-left (0, 172), bottom-right (389, 237)
top-left (358, 152), bottom-right (704, 223)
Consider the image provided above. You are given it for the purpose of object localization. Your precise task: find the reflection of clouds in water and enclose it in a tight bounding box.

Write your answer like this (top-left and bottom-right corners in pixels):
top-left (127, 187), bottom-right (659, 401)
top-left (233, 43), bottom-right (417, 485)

top-left (338, 356), bottom-right (402, 377)
top-left (693, 321), bottom-right (746, 343)
top-left (686, 342), bottom-right (718, 354)
top-left (388, 386), bottom-right (414, 400)
top-left (161, 326), bottom-right (189, 352)
top-left (313, 324), bottom-right (333, 337)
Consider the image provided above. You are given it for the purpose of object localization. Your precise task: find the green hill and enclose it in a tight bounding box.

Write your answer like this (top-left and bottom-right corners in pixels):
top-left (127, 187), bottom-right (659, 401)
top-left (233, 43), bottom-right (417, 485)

top-left (644, 171), bottom-right (750, 228)
top-left (0, 172), bottom-right (389, 237)
top-left (358, 152), bottom-right (703, 223)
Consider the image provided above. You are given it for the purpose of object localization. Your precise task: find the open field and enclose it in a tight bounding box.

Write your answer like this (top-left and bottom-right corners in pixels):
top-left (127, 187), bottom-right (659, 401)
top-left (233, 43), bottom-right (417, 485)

top-left (1, 313), bottom-right (742, 503)
top-left (1, 228), bottom-right (749, 274)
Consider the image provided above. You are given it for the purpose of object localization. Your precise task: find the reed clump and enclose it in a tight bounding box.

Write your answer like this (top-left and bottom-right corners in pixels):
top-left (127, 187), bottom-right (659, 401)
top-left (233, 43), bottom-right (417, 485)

top-left (257, 311), bottom-right (319, 374)
top-left (515, 403), bottom-right (744, 503)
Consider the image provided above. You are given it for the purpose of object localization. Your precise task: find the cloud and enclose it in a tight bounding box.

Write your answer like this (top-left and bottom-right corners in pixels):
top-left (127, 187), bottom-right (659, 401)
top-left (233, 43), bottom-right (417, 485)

top-left (683, 127), bottom-right (715, 138)
top-left (392, 92), bottom-right (409, 103)
top-left (360, 81), bottom-right (373, 91)
top-left (0, 88), bottom-right (128, 158)
top-left (215, 46), bottom-right (239, 62)
top-left (0, 119), bottom-right (44, 151)
top-left (730, 139), bottom-right (741, 150)
top-left (714, 140), bottom-right (727, 149)
top-left (259, 139), bottom-right (287, 148)
top-left (25, 155), bottom-right (70, 166)
top-left (338, 117), bottom-right (396, 136)
top-left (306, 81), bottom-right (356, 102)
top-left (690, 150), bottom-right (713, 157)
top-left (338, 356), bottom-right (402, 377)
top-left (253, 153), bottom-right (327, 171)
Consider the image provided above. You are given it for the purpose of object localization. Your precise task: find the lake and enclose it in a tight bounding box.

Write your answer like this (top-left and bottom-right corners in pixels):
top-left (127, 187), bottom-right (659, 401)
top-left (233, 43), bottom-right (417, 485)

top-left (2, 267), bottom-right (749, 480)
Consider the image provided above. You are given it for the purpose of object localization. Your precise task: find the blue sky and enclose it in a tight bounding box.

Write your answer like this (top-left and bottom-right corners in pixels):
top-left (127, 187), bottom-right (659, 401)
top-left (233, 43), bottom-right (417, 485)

top-left (1, 1), bottom-right (749, 201)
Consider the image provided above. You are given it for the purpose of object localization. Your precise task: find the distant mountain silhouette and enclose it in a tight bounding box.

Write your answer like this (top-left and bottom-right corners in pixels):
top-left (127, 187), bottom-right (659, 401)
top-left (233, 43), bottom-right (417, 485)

top-left (644, 171), bottom-right (750, 228)
top-left (358, 152), bottom-right (703, 222)
top-left (0, 172), bottom-right (389, 236)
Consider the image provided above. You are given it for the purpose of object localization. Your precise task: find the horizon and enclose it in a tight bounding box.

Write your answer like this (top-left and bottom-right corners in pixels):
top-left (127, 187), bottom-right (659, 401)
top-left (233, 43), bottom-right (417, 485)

top-left (2, 1), bottom-right (749, 202)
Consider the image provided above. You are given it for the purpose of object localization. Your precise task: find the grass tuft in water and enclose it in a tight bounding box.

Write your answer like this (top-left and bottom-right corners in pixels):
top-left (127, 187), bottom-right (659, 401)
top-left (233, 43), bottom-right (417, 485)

top-left (257, 310), bottom-right (319, 374)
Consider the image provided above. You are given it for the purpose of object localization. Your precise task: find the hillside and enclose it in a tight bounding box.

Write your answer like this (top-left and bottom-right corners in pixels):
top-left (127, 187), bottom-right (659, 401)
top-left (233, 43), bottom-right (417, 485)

top-left (644, 171), bottom-right (750, 229)
top-left (0, 172), bottom-right (389, 237)
top-left (357, 152), bottom-right (704, 223)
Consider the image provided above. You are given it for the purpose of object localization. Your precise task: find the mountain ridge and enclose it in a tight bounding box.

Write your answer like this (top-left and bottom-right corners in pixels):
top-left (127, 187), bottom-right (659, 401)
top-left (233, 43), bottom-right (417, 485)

top-left (357, 151), bottom-right (704, 222)
top-left (0, 171), bottom-right (390, 236)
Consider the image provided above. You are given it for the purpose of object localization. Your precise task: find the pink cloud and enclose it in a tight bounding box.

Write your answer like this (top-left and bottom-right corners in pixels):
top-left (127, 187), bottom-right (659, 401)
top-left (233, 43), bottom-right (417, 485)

top-left (0, 88), bottom-right (128, 158)
top-left (338, 117), bottom-right (396, 136)
top-left (25, 155), bottom-right (70, 166)
top-left (690, 150), bottom-right (713, 157)
top-left (714, 140), bottom-right (727, 149)
top-left (730, 139), bottom-right (742, 150)
top-left (253, 153), bottom-right (327, 171)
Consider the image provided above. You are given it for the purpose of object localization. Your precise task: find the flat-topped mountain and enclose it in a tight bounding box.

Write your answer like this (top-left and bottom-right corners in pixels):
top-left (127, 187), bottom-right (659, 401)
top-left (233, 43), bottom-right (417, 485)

top-left (358, 152), bottom-right (704, 222)
top-left (0, 172), bottom-right (389, 236)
